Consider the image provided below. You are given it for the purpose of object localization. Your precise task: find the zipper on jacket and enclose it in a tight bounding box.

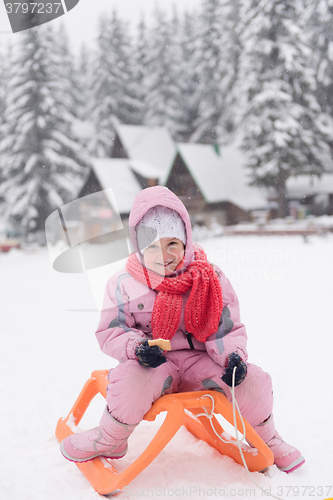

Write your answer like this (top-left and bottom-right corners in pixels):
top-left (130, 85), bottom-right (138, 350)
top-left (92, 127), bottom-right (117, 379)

top-left (186, 332), bottom-right (195, 350)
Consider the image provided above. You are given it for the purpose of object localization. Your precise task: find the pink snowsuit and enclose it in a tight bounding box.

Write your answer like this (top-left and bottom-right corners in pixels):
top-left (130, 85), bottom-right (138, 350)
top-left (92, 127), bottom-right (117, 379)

top-left (95, 187), bottom-right (273, 427)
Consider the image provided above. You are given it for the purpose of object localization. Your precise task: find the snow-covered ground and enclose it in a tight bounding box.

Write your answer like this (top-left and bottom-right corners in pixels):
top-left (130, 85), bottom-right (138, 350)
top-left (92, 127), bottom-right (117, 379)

top-left (1, 234), bottom-right (332, 500)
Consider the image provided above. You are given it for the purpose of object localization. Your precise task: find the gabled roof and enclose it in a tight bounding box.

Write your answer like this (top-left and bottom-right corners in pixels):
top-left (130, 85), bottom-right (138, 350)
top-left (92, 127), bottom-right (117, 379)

top-left (286, 174), bottom-right (333, 198)
top-left (129, 160), bottom-right (161, 179)
top-left (91, 158), bottom-right (142, 214)
top-left (164, 141), bottom-right (267, 210)
top-left (216, 141), bottom-right (267, 210)
top-left (115, 124), bottom-right (176, 182)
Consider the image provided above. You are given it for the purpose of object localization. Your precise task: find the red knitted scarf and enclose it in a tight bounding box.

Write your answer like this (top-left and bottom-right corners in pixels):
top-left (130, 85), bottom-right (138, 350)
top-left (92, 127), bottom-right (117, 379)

top-left (125, 244), bottom-right (223, 343)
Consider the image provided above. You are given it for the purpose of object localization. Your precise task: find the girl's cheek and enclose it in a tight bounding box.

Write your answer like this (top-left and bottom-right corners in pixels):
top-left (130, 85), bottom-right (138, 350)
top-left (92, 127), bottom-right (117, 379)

top-left (176, 248), bottom-right (185, 261)
top-left (169, 246), bottom-right (180, 258)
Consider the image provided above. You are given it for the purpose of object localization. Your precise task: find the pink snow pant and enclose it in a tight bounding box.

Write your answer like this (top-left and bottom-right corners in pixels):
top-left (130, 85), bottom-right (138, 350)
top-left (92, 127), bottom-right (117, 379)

top-left (106, 350), bottom-right (273, 429)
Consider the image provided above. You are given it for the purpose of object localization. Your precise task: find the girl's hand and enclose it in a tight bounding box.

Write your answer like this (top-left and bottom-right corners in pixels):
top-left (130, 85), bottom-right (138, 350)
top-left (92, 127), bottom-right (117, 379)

top-left (135, 339), bottom-right (167, 368)
top-left (221, 352), bottom-right (247, 387)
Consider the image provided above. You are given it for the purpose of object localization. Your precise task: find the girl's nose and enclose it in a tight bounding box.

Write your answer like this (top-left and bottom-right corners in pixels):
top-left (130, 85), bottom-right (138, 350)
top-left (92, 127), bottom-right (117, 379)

top-left (162, 248), bottom-right (172, 262)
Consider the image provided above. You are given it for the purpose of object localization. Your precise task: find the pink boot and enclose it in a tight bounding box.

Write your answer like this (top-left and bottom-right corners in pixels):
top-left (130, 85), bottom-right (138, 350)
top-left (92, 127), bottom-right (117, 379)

top-left (254, 414), bottom-right (305, 473)
top-left (60, 406), bottom-right (138, 463)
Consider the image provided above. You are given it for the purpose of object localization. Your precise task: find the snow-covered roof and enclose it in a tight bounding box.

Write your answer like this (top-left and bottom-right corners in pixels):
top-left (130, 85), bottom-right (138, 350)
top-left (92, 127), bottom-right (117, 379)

top-left (217, 141), bottom-right (268, 210)
top-left (171, 142), bottom-right (267, 210)
top-left (128, 160), bottom-right (161, 179)
top-left (91, 158), bottom-right (142, 214)
top-left (286, 174), bottom-right (333, 198)
top-left (115, 124), bottom-right (176, 181)
top-left (167, 143), bottom-right (223, 201)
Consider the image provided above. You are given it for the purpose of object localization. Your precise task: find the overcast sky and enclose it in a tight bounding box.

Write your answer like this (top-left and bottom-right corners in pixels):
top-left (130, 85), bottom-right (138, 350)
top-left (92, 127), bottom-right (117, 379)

top-left (0, 0), bottom-right (203, 54)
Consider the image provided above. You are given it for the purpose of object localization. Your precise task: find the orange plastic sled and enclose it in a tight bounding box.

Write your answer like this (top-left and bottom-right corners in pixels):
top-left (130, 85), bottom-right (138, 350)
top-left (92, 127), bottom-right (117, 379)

top-left (56, 370), bottom-right (274, 496)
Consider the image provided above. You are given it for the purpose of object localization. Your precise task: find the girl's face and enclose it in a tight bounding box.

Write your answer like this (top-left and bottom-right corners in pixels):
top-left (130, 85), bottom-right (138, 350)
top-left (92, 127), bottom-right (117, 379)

top-left (143, 237), bottom-right (185, 276)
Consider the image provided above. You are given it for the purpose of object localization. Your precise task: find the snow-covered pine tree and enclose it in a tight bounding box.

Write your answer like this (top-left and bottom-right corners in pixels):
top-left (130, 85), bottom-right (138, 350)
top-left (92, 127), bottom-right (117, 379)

top-left (176, 10), bottom-right (200, 142)
top-left (132, 16), bottom-right (150, 125)
top-left (219, 0), bottom-right (243, 136)
top-left (169, 6), bottom-right (194, 141)
top-left (0, 51), bottom-right (5, 135)
top-left (239, 0), bottom-right (332, 217)
top-left (76, 43), bottom-right (92, 120)
top-left (0, 43), bottom-right (9, 207)
top-left (144, 6), bottom-right (184, 135)
top-left (55, 23), bottom-right (81, 119)
top-left (85, 15), bottom-right (114, 157)
top-left (302, 0), bottom-right (333, 154)
top-left (0, 43), bottom-right (11, 142)
top-left (86, 9), bottom-right (143, 157)
top-left (190, 0), bottom-right (236, 143)
top-left (0, 26), bottom-right (91, 238)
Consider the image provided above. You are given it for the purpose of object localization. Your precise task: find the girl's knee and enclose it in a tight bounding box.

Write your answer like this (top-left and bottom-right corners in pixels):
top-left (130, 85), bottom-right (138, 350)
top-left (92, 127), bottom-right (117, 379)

top-left (106, 360), bottom-right (177, 424)
top-left (233, 364), bottom-right (274, 425)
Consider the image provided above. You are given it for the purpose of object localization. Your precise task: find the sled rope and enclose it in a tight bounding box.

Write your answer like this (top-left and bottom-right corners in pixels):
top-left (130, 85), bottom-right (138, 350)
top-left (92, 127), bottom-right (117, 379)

top-left (198, 367), bottom-right (287, 500)
top-left (195, 392), bottom-right (247, 445)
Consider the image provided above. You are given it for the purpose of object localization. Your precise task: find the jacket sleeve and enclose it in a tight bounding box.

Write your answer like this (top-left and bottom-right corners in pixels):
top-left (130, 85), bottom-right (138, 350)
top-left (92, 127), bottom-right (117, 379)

top-left (95, 272), bottom-right (146, 362)
top-left (205, 266), bottom-right (248, 369)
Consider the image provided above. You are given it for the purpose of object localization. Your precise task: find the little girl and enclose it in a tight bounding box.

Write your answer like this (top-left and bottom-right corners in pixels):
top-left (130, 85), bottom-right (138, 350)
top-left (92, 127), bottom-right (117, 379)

top-left (61, 186), bottom-right (304, 473)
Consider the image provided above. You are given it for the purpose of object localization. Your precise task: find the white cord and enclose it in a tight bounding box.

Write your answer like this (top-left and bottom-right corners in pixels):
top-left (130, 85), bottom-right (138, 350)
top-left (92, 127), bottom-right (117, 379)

top-left (198, 367), bottom-right (286, 500)
top-left (195, 393), bottom-right (247, 445)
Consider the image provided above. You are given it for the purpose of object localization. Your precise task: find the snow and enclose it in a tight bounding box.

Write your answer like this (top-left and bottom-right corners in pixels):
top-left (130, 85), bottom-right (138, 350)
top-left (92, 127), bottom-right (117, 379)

top-left (1, 234), bottom-right (333, 500)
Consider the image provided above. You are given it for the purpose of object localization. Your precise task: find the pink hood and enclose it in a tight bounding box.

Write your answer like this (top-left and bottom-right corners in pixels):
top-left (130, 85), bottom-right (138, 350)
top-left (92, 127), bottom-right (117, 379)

top-left (128, 186), bottom-right (194, 272)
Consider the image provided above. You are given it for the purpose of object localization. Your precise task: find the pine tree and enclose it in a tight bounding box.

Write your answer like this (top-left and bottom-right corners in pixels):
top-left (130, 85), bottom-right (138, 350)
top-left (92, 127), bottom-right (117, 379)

top-left (56, 23), bottom-right (82, 118)
top-left (85, 15), bottom-right (114, 157)
top-left (302, 0), bottom-right (333, 152)
top-left (239, 0), bottom-right (332, 217)
top-left (132, 16), bottom-right (150, 124)
top-left (76, 43), bottom-right (92, 120)
top-left (0, 53), bottom-right (5, 135)
top-left (0, 26), bottom-right (91, 238)
top-left (169, 7), bottom-right (192, 140)
top-left (0, 44), bottom-right (9, 207)
top-left (0, 43), bottom-right (11, 141)
top-left (219, 0), bottom-right (243, 136)
top-left (176, 10), bottom-right (200, 142)
top-left (86, 9), bottom-right (143, 156)
top-left (190, 0), bottom-right (236, 143)
top-left (144, 7), bottom-right (183, 135)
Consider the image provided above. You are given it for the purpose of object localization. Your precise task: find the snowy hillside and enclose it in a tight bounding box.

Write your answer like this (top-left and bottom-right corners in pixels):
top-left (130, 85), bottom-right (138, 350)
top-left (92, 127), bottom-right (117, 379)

top-left (0, 234), bottom-right (332, 500)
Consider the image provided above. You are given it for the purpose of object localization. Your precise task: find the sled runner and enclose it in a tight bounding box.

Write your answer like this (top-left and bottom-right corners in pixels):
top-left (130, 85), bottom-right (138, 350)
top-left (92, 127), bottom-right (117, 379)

top-left (56, 369), bottom-right (274, 496)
